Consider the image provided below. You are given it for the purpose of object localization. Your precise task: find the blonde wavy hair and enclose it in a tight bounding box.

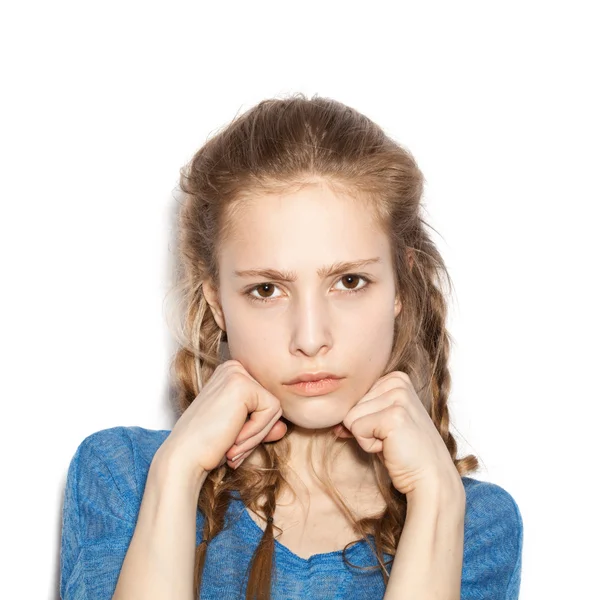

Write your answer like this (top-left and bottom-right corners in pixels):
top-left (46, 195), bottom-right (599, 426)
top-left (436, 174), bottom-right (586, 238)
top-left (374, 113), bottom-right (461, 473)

top-left (166, 93), bottom-right (479, 599)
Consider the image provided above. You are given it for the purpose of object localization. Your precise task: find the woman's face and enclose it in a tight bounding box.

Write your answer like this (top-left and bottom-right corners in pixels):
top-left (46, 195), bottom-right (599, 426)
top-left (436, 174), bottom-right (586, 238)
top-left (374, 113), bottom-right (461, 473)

top-left (204, 181), bottom-right (402, 429)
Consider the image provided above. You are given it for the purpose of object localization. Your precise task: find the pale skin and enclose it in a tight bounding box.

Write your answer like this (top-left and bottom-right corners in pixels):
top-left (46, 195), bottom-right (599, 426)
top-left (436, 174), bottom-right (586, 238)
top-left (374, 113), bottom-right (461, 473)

top-left (203, 179), bottom-right (466, 598)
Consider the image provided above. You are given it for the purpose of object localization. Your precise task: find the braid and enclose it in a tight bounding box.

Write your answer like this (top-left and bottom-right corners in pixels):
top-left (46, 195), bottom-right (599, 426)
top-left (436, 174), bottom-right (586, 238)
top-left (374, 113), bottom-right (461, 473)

top-left (169, 284), bottom-right (231, 599)
top-left (192, 287), bottom-right (223, 389)
top-left (243, 444), bottom-right (283, 599)
top-left (422, 279), bottom-right (459, 460)
top-left (194, 467), bottom-right (229, 595)
top-left (416, 240), bottom-right (480, 476)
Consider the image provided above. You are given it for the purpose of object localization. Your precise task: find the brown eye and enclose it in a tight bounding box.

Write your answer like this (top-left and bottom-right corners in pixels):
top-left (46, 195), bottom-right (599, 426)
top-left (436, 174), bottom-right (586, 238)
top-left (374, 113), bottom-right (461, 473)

top-left (342, 275), bottom-right (360, 289)
top-left (333, 274), bottom-right (370, 294)
top-left (256, 284), bottom-right (275, 298)
top-left (247, 283), bottom-right (283, 303)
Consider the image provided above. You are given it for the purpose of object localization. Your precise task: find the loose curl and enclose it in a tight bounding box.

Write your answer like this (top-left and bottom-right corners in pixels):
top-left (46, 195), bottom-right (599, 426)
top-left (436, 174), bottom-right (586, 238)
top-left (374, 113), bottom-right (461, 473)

top-left (165, 93), bottom-right (479, 599)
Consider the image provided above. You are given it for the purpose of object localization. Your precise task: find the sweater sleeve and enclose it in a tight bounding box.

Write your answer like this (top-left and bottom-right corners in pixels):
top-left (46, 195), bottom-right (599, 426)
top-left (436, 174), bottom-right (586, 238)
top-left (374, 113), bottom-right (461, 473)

top-left (461, 479), bottom-right (524, 600)
top-left (60, 427), bottom-right (141, 600)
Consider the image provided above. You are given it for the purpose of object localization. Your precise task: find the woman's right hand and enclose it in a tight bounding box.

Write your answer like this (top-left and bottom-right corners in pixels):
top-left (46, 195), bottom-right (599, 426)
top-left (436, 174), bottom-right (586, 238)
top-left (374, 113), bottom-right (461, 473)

top-left (157, 359), bottom-right (287, 480)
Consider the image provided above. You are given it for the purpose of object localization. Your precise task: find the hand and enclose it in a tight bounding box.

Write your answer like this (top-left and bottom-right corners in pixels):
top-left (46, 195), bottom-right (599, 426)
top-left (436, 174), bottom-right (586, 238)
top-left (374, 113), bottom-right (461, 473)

top-left (158, 360), bottom-right (287, 479)
top-left (333, 371), bottom-right (461, 497)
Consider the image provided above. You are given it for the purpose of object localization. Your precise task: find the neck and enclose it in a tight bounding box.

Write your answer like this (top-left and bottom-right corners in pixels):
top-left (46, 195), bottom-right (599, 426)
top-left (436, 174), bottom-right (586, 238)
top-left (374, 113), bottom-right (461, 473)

top-left (252, 423), bottom-right (381, 498)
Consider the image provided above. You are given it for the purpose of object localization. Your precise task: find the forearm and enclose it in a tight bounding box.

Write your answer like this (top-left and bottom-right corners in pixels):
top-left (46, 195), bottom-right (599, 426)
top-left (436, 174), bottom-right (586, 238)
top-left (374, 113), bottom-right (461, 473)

top-left (113, 448), bottom-right (208, 600)
top-left (384, 478), bottom-right (466, 600)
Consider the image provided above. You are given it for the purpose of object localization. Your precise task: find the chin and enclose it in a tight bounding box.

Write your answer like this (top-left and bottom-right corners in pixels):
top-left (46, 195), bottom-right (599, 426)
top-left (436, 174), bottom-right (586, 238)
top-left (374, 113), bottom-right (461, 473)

top-left (280, 400), bottom-right (348, 430)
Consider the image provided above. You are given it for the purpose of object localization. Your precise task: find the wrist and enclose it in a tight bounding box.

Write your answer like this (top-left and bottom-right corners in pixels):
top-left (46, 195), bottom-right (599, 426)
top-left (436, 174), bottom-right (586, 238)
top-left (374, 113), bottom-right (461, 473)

top-left (151, 444), bottom-right (209, 493)
top-left (405, 472), bottom-right (465, 509)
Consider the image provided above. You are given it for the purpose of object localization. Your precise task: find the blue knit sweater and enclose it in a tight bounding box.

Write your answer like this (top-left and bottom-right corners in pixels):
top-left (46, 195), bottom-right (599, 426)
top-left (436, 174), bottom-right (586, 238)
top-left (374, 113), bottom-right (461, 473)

top-left (60, 426), bottom-right (523, 599)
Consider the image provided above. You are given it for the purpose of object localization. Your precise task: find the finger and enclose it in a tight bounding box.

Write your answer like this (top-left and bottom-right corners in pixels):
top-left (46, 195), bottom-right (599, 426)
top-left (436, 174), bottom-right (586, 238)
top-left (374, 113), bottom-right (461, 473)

top-left (355, 372), bottom-right (411, 407)
top-left (234, 363), bottom-right (262, 385)
top-left (230, 407), bottom-right (283, 455)
top-left (227, 448), bottom-right (251, 469)
top-left (348, 384), bottom-right (421, 428)
top-left (344, 392), bottom-right (398, 431)
top-left (333, 423), bottom-right (353, 438)
top-left (233, 455), bottom-right (249, 469)
top-left (262, 419), bottom-right (287, 442)
top-left (236, 389), bottom-right (281, 444)
top-left (347, 404), bottom-right (412, 454)
top-left (221, 359), bottom-right (262, 388)
top-left (335, 380), bottom-right (405, 439)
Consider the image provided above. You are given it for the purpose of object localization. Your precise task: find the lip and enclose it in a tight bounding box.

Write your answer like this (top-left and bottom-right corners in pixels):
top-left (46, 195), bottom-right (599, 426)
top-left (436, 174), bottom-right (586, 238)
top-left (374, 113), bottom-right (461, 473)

top-left (284, 372), bottom-right (342, 384)
top-left (283, 375), bottom-right (344, 397)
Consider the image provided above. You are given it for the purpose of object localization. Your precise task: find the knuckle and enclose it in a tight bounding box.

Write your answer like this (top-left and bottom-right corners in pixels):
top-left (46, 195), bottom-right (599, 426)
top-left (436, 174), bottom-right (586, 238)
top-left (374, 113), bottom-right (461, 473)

top-left (392, 371), bottom-right (411, 384)
top-left (222, 359), bottom-right (243, 370)
top-left (389, 404), bottom-right (408, 425)
top-left (228, 370), bottom-right (247, 385)
top-left (382, 387), bottom-right (406, 405)
top-left (386, 372), bottom-right (412, 392)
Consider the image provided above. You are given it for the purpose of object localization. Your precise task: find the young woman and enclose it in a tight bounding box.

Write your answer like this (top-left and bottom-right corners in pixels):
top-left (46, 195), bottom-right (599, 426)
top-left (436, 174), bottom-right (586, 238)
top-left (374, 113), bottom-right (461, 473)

top-left (60, 94), bottom-right (523, 600)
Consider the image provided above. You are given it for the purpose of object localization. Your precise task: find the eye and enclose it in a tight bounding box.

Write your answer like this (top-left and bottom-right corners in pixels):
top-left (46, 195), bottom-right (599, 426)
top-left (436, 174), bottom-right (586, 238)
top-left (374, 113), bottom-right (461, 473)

top-left (247, 283), bottom-right (283, 302)
top-left (333, 274), bottom-right (371, 293)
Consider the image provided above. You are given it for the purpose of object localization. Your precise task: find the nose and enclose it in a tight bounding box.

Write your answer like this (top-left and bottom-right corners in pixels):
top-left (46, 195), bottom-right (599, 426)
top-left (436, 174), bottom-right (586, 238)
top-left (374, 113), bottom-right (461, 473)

top-left (289, 293), bottom-right (333, 357)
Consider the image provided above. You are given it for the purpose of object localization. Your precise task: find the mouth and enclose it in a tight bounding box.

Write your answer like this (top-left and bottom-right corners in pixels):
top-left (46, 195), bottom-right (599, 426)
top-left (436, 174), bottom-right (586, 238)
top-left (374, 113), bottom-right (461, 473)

top-left (283, 376), bottom-right (344, 397)
top-left (284, 372), bottom-right (342, 385)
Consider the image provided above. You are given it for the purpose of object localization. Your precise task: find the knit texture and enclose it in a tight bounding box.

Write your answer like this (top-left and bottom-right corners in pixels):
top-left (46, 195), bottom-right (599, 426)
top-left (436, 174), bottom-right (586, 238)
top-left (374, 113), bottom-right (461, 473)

top-left (60, 426), bottom-right (523, 599)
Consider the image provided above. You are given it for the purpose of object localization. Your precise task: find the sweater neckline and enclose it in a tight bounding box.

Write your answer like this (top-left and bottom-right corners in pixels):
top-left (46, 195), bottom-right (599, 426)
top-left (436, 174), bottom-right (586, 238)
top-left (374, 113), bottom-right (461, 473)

top-left (229, 491), bottom-right (390, 570)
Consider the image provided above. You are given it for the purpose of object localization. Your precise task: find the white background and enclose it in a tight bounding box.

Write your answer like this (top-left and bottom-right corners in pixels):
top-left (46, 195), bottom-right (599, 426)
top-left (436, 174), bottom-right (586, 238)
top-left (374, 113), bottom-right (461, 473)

top-left (1, 2), bottom-right (598, 598)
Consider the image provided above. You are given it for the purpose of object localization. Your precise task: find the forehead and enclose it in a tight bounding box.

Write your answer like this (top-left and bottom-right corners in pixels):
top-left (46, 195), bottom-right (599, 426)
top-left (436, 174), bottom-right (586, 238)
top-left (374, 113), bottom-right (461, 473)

top-left (220, 184), bottom-right (390, 270)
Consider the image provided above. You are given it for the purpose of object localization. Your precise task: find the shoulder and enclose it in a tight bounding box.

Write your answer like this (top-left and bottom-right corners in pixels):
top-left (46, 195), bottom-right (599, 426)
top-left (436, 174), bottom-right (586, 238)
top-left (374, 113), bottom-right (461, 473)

top-left (74, 425), bottom-right (171, 469)
top-left (462, 476), bottom-right (523, 537)
top-left (460, 476), bottom-right (523, 599)
top-left (66, 425), bottom-right (171, 517)
top-left (462, 476), bottom-right (522, 518)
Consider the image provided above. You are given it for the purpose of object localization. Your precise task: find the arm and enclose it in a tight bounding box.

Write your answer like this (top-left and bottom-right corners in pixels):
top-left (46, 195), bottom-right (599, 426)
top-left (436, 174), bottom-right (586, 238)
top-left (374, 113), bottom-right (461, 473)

top-left (460, 479), bottom-right (523, 600)
top-left (384, 477), bottom-right (466, 600)
top-left (112, 446), bottom-right (208, 600)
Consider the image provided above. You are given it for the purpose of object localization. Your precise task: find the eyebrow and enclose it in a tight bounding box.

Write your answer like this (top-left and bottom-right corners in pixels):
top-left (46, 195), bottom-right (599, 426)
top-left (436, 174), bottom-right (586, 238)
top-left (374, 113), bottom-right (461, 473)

top-left (233, 258), bottom-right (382, 282)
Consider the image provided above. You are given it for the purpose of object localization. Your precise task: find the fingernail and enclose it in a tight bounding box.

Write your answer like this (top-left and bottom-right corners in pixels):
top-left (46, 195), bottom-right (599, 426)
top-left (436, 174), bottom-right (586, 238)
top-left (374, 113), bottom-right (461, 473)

top-left (231, 453), bottom-right (243, 462)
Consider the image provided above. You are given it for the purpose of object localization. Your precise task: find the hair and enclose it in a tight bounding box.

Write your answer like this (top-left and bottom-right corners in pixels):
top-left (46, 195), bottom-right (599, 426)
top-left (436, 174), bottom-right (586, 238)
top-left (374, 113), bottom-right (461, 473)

top-left (166, 92), bottom-right (480, 599)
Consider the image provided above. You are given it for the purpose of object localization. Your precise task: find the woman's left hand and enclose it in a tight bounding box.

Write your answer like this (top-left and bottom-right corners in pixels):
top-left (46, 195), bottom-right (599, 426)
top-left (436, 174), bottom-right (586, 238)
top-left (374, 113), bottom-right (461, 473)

top-left (334, 371), bottom-right (462, 499)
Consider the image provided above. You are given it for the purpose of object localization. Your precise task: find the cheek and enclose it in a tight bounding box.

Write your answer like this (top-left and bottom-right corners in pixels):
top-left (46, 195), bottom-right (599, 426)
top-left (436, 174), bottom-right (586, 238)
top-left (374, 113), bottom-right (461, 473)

top-left (224, 310), bottom-right (280, 372)
top-left (346, 306), bottom-right (396, 371)
top-left (227, 324), bottom-right (270, 358)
